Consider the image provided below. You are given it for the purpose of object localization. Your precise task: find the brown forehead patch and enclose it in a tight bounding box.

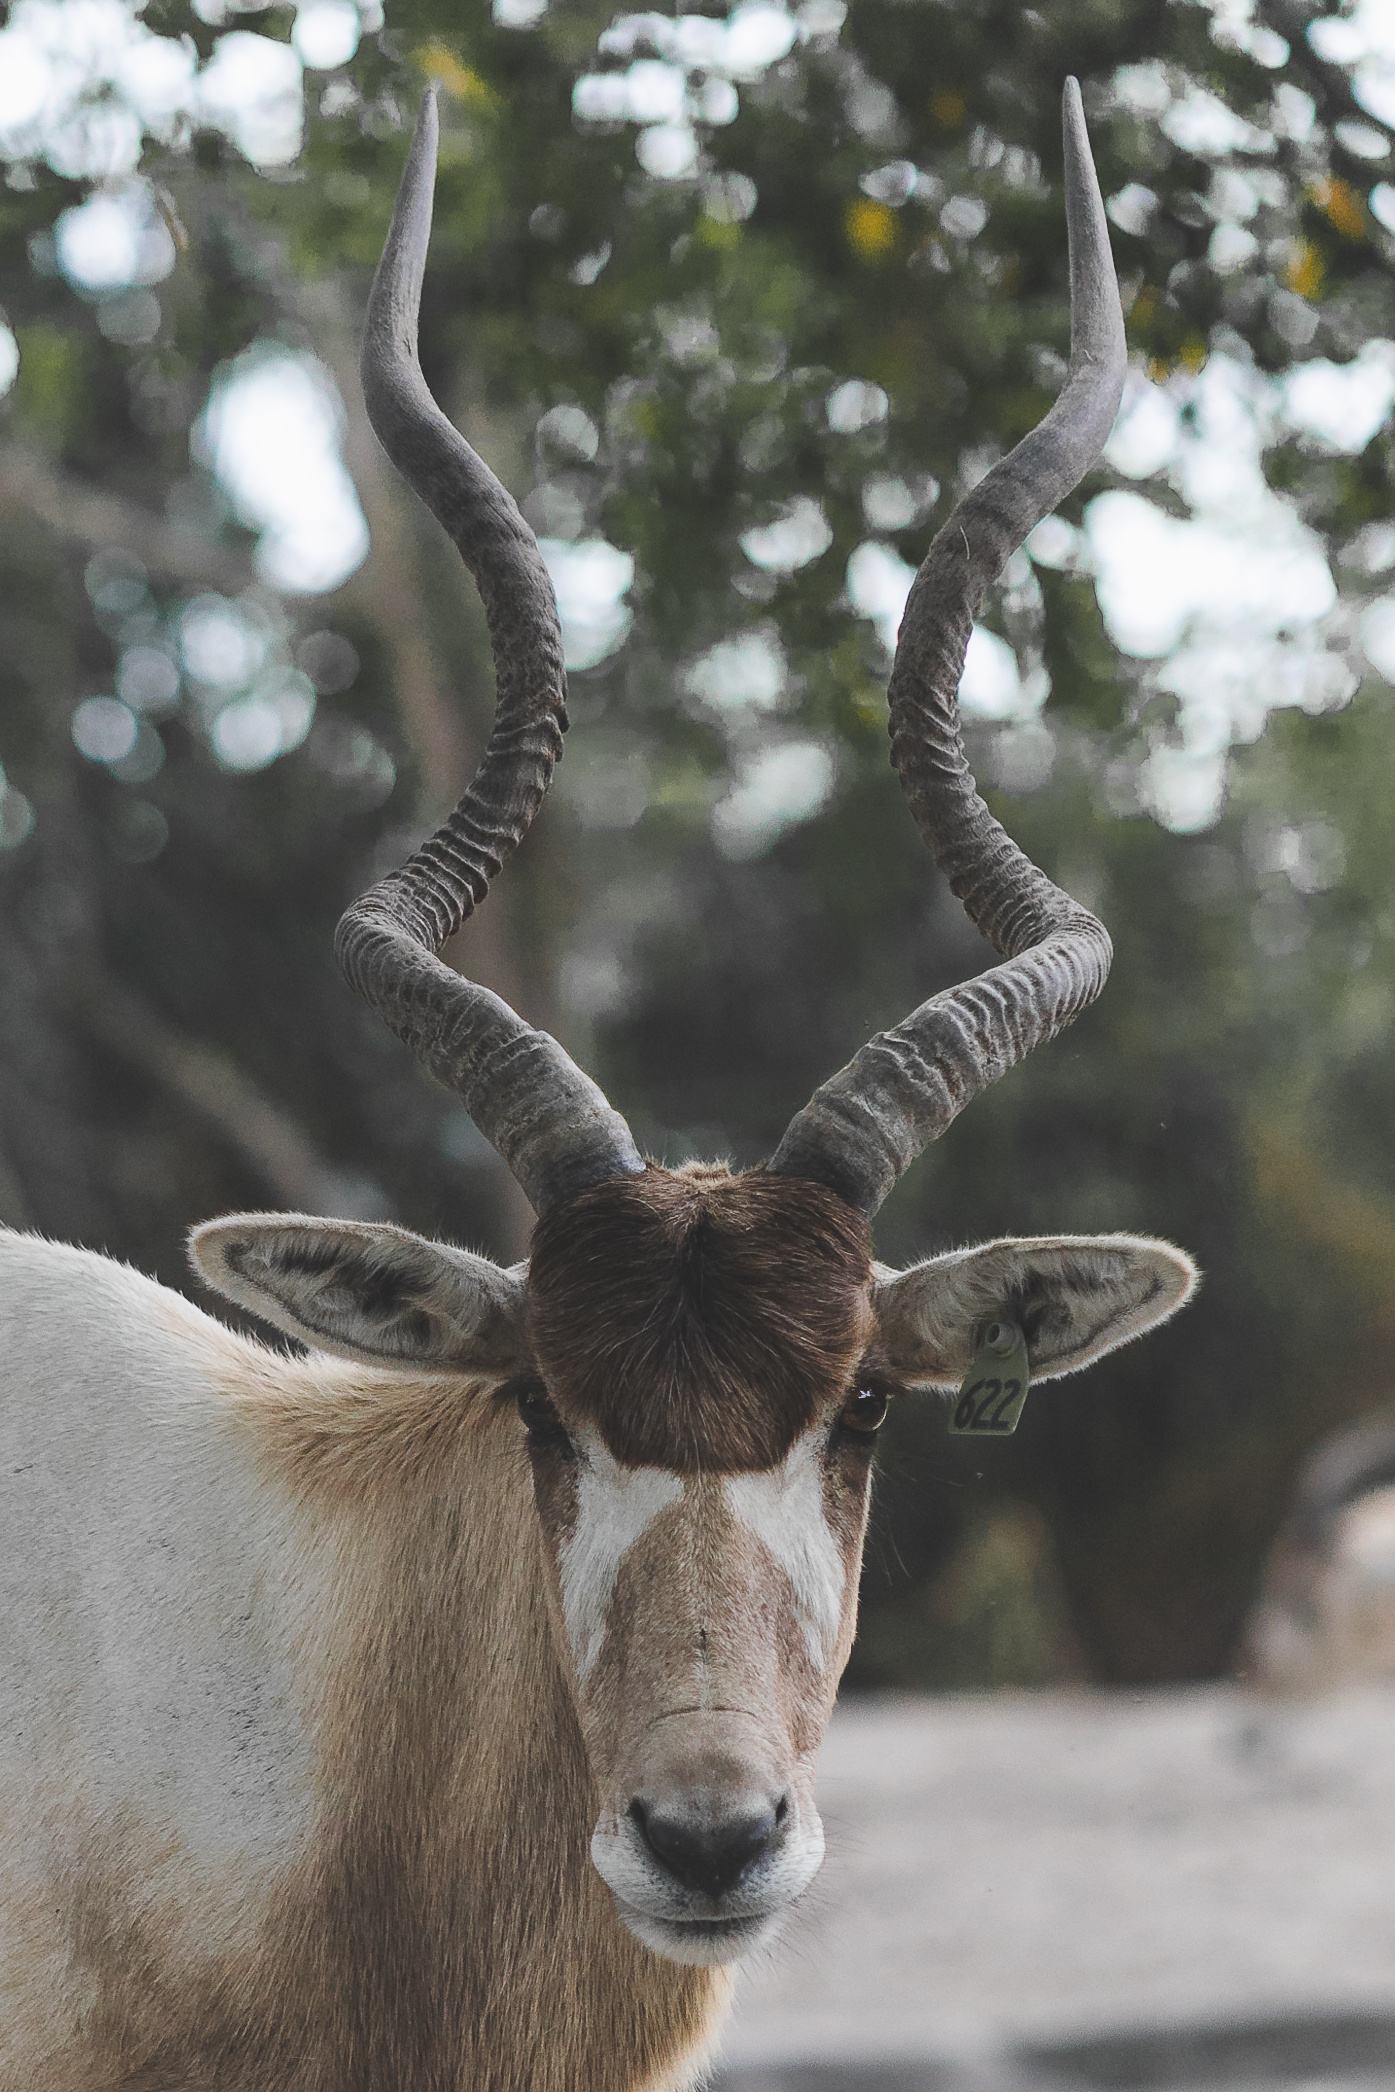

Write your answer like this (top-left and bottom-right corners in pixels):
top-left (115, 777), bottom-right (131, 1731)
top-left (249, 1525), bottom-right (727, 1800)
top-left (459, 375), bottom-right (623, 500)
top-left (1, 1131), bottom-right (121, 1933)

top-left (528, 1165), bottom-right (873, 1472)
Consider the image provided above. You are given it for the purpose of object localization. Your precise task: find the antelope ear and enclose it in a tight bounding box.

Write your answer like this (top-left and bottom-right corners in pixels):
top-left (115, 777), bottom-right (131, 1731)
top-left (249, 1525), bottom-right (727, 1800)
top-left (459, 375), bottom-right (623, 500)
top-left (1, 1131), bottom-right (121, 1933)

top-left (873, 1234), bottom-right (1197, 1391)
top-left (189, 1214), bottom-right (530, 1374)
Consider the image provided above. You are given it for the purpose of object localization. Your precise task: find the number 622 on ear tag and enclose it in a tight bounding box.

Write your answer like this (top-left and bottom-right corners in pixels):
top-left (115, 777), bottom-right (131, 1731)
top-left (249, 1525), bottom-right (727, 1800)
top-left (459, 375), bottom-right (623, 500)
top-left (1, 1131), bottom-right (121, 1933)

top-left (950, 1319), bottom-right (1031, 1437)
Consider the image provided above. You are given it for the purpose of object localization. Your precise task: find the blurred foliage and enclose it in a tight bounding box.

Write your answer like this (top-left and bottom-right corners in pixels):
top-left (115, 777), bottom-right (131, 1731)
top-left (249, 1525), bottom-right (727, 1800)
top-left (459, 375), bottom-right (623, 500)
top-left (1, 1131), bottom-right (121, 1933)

top-left (857, 1501), bottom-right (1086, 1692)
top-left (4, 0), bottom-right (1395, 1686)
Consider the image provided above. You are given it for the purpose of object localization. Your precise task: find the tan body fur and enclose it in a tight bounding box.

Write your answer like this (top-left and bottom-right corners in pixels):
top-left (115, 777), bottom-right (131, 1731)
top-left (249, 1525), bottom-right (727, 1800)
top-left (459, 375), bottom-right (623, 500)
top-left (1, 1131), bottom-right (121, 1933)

top-left (0, 1231), bottom-right (720, 2092)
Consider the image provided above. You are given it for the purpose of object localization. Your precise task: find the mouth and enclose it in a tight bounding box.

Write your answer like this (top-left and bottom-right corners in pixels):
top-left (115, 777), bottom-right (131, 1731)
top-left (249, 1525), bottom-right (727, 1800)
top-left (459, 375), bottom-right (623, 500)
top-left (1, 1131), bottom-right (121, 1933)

top-left (614, 1903), bottom-right (778, 1966)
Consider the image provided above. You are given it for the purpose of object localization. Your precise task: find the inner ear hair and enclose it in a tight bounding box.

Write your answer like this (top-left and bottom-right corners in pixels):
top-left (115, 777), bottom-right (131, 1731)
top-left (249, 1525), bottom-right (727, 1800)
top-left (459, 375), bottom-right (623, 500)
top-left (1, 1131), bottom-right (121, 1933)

top-left (188, 1213), bottom-right (530, 1374)
top-left (873, 1234), bottom-right (1198, 1389)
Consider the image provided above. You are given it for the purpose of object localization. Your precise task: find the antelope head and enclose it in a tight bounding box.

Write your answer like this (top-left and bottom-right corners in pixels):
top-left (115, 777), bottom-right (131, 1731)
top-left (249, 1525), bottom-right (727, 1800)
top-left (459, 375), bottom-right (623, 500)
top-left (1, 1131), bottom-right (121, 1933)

top-left (191, 83), bottom-right (1196, 1967)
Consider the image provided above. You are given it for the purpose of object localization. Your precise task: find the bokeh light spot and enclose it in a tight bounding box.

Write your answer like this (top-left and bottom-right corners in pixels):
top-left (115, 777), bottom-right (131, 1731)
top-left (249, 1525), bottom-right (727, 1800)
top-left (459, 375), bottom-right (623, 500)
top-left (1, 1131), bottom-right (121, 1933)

top-left (296, 630), bottom-right (360, 694)
top-left (211, 696), bottom-right (285, 772)
top-left (55, 185), bottom-right (174, 292)
top-left (180, 597), bottom-right (266, 690)
top-left (72, 696), bottom-right (138, 764)
top-left (108, 798), bottom-right (168, 862)
top-left (686, 632), bottom-right (787, 714)
top-left (740, 496), bottom-right (833, 572)
top-left (196, 348), bottom-right (369, 595)
top-left (85, 550), bottom-right (148, 618)
top-left (292, 0), bottom-right (360, 70)
top-left (117, 647), bottom-right (180, 714)
top-left (712, 739), bottom-right (835, 858)
top-left (827, 378), bottom-right (889, 433)
top-left (844, 197), bottom-right (895, 258)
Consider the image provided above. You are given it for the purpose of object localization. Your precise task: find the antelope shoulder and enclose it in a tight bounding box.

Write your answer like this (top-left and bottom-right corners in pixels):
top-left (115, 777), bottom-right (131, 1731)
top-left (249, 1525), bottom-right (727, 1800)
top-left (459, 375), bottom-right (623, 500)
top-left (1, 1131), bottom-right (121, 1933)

top-left (0, 1232), bottom-right (327, 2080)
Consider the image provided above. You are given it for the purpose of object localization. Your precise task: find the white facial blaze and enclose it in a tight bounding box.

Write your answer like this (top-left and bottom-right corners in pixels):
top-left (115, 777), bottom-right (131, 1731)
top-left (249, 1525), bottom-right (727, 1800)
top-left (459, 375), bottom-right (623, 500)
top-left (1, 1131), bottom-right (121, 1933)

top-left (560, 1430), bottom-right (683, 1681)
top-left (724, 1429), bottom-right (846, 1669)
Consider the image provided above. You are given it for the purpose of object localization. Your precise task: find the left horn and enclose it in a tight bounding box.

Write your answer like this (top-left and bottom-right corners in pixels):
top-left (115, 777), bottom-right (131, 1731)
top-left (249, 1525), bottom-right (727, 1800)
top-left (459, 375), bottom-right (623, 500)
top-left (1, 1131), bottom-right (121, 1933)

top-left (335, 87), bottom-right (644, 1215)
top-left (769, 78), bottom-right (1126, 1217)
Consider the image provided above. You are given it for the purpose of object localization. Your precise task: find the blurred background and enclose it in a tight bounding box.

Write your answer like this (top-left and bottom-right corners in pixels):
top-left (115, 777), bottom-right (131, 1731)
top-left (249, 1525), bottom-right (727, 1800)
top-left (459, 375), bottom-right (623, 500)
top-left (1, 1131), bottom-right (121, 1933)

top-left (4, 0), bottom-right (1395, 2078)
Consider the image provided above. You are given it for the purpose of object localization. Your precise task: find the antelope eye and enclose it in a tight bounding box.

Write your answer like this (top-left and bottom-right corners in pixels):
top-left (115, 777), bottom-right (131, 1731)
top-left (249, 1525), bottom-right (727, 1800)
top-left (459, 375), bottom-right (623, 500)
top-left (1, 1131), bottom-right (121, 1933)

top-left (839, 1384), bottom-right (889, 1438)
top-left (516, 1383), bottom-right (570, 1451)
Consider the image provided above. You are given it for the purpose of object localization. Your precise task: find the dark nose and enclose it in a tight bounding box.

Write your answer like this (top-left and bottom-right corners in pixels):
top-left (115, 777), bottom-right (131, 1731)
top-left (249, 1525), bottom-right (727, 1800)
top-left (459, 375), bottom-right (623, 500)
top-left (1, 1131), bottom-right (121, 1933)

top-left (630, 1796), bottom-right (786, 1899)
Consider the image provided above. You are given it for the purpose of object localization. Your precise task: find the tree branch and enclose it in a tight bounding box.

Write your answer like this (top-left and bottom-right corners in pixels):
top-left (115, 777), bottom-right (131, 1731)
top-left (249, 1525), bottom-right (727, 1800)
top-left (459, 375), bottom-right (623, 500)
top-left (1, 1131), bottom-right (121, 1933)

top-left (69, 968), bottom-right (390, 1221)
top-left (0, 442), bottom-right (256, 593)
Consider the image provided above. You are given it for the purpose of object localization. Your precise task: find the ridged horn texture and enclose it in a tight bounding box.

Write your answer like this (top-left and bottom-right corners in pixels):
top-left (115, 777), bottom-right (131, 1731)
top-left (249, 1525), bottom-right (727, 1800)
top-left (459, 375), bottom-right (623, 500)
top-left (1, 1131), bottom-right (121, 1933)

top-left (769, 79), bottom-right (1125, 1218)
top-left (335, 87), bottom-right (644, 1216)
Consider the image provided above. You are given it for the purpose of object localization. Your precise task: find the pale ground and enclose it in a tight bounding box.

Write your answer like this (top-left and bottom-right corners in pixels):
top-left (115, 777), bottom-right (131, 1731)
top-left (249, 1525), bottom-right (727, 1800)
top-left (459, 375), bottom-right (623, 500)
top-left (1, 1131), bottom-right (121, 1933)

top-left (710, 1687), bottom-right (1395, 2092)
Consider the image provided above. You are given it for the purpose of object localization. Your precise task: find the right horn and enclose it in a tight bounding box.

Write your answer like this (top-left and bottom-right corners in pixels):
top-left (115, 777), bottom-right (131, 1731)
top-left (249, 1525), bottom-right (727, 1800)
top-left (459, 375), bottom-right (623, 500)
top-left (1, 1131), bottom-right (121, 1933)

top-left (769, 78), bottom-right (1126, 1218)
top-left (336, 87), bottom-right (644, 1217)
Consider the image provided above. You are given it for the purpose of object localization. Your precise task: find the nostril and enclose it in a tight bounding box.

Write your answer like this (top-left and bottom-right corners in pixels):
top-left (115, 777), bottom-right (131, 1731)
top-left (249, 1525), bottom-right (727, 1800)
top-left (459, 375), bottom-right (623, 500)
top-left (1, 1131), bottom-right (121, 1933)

top-left (774, 1794), bottom-right (790, 1827)
top-left (629, 1798), bottom-right (781, 1900)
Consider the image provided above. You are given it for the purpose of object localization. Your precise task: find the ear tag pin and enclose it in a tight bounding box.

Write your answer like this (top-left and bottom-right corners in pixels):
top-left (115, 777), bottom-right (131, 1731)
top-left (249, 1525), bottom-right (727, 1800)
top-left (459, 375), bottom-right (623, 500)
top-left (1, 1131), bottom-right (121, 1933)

top-left (950, 1318), bottom-right (1030, 1437)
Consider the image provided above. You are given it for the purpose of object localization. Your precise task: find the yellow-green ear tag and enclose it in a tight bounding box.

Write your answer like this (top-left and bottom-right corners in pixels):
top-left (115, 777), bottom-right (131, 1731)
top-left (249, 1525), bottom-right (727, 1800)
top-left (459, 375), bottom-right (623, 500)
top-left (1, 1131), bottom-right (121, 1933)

top-left (949, 1318), bottom-right (1031, 1437)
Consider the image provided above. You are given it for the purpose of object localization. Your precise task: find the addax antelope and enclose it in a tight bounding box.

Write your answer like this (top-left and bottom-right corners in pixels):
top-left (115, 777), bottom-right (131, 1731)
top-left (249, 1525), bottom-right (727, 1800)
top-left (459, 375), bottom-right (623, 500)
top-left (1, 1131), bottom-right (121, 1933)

top-left (0, 79), bottom-right (1196, 2092)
